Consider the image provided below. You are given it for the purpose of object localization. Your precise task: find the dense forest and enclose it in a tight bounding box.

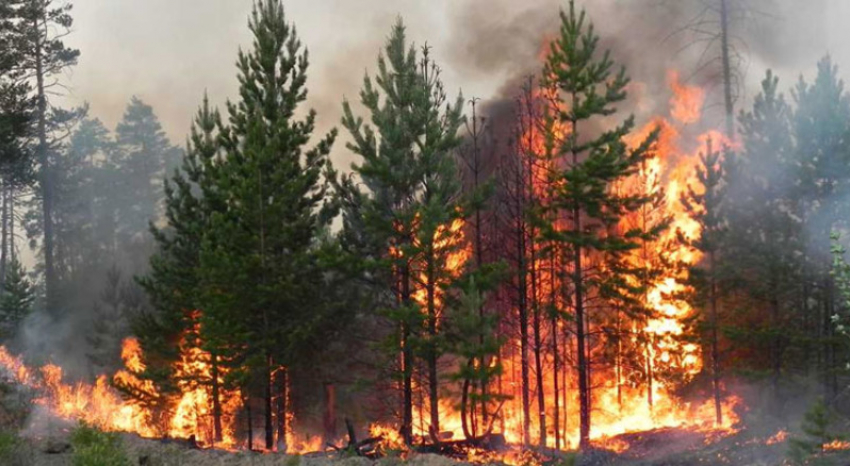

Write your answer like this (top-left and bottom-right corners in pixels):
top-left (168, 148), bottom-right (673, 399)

top-left (1, 0), bottom-right (850, 464)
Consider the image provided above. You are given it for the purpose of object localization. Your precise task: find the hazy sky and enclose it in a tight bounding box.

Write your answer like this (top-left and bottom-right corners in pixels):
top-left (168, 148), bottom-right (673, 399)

top-left (62, 0), bottom-right (850, 170)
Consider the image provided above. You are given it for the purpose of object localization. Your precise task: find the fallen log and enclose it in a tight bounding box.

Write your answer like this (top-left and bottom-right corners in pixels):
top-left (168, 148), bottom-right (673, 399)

top-left (413, 432), bottom-right (507, 456)
top-left (326, 418), bottom-right (382, 458)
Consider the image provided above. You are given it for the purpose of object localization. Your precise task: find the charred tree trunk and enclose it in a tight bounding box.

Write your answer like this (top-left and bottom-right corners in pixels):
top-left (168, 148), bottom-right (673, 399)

top-left (401, 263), bottom-right (414, 445)
top-left (616, 308), bottom-right (623, 410)
top-left (264, 357), bottom-right (273, 449)
top-left (530, 237), bottom-right (546, 447)
top-left (518, 219), bottom-right (531, 447)
top-left (552, 311), bottom-right (560, 450)
top-left (276, 367), bottom-right (287, 452)
top-left (461, 365), bottom-right (472, 439)
top-left (246, 397), bottom-right (254, 451)
top-left (709, 250), bottom-right (722, 426)
top-left (211, 354), bottom-right (223, 444)
top-left (322, 383), bottom-right (337, 445)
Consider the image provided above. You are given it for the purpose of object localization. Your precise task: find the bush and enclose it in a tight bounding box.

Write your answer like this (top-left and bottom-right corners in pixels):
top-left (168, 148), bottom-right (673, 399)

top-left (70, 422), bottom-right (130, 466)
top-left (0, 430), bottom-right (18, 461)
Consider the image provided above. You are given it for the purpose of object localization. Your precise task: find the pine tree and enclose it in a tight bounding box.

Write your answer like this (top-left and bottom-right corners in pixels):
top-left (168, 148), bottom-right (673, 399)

top-left (111, 97), bottom-right (181, 247)
top-left (0, 2), bottom-right (32, 294)
top-left (682, 140), bottom-right (726, 426)
top-left (12, 0), bottom-right (80, 313)
top-left (198, 0), bottom-right (337, 450)
top-left (792, 56), bottom-right (850, 399)
top-left (134, 95), bottom-right (224, 441)
top-left (541, 0), bottom-right (659, 448)
top-left (0, 257), bottom-right (33, 341)
top-left (724, 70), bottom-right (801, 411)
top-left (338, 18), bottom-right (465, 443)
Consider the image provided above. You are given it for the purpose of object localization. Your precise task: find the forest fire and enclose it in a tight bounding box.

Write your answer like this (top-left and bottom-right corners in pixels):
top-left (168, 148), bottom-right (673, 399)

top-left (0, 68), bottom-right (742, 460)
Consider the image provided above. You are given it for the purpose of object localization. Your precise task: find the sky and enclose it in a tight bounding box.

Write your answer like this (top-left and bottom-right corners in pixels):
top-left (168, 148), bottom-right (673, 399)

top-left (61, 0), bottom-right (850, 171)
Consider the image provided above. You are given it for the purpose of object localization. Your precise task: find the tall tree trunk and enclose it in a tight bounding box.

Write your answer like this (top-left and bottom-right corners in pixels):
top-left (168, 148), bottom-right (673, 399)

top-left (518, 219), bottom-right (531, 447)
top-left (470, 99), bottom-right (489, 427)
top-left (720, 0), bottom-right (735, 138)
top-left (569, 98), bottom-right (591, 448)
top-left (552, 311), bottom-right (560, 450)
top-left (211, 354), bottom-right (223, 444)
top-left (770, 295), bottom-right (782, 412)
top-left (276, 367), bottom-right (287, 452)
top-left (532, 288), bottom-right (545, 446)
top-left (426, 248), bottom-right (440, 440)
top-left (710, 250), bottom-right (722, 425)
top-left (246, 396), bottom-right (254, 451)
top-left (573, 209), bottom-right (589, 449)
top-left (646, 338), bottom-right (654, 410)
top-left (8, 185), bottom-right (13, 262)
top-left (616, 308), bottom-right (623, 409)
top-left (34, 13), bottom-right (56, 313)
top-left (322, 383), bottom-right (336, 445)
top-left (264, 357), bottom-right (273, 449)
top-left (0, 183), bottom-right (8, 291)
top-left (401, 263), bottom-right (414, 445)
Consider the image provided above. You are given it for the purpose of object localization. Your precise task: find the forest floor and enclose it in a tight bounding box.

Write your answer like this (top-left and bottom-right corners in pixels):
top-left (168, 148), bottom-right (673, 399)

top-left (3, 425), bottom-right (841, 466)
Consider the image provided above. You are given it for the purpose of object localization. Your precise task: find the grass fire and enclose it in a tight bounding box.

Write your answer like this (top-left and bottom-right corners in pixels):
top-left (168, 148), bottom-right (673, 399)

top-left (0, 1), bottom-right (849, 465)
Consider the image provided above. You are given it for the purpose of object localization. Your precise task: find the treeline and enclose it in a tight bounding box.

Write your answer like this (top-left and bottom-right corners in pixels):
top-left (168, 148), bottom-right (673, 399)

top-left (0, 0), bottom-right (181, 355)
top-left (1, 0), bottom-right (850, 454)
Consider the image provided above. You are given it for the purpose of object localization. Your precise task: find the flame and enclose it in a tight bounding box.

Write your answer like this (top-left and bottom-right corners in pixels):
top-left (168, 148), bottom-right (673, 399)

top-left (668, 70), bottom-right (705, 125)
top-left (823, 440), bottom-right (850, 451)
top-left (766, 429), bottom-right (788, 445)
top-left (0, 316), bottom-right (245, 449)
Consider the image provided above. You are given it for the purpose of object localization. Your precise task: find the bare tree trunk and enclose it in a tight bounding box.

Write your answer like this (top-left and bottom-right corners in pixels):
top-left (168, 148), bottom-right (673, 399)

top-left (34, 12), bottom-right (56, 313)
top-left (0, 183), bottom-right (8, 291)
top-left (276, 367), bottom-right (287, 452)
top-left (720, 0), bottom-right (735, 138)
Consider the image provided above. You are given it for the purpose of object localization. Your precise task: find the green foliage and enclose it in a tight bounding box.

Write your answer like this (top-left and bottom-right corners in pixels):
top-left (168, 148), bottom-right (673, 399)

top-left (788, 399), bottom-right (848, 465)
top-left (0, 257), bottom-right (32, 340)
top-left (70, 422), bottom-right (130, 466)
top-left (538, 0), bottom-right (660, 445)
top-left (0, 430), bottom-right (18, 462)
top-left (337, 16), bottom-right (468, 439)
